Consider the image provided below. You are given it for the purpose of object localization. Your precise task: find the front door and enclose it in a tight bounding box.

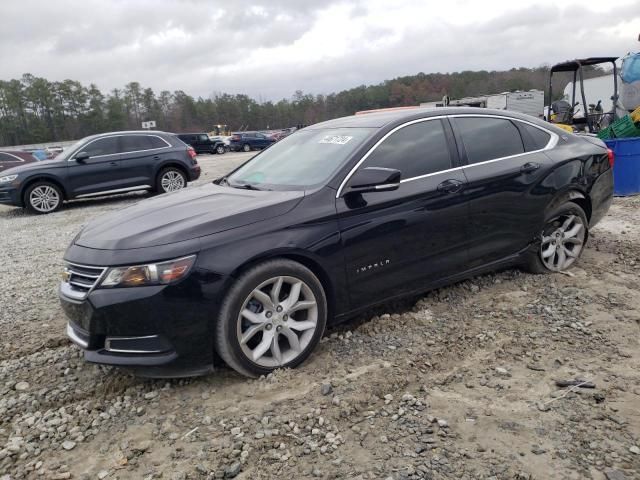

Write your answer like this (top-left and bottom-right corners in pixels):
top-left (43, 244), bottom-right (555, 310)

top-left (336, 118), bottom-right (470, 310)
top-left (66, 136), bottom-right (124, 196)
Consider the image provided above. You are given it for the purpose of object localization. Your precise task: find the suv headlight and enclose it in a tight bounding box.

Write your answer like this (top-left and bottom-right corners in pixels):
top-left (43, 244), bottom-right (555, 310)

top-left (100, 255), bottom-right (196, 288)
top-left (0, 174), bottom-right (18, 184)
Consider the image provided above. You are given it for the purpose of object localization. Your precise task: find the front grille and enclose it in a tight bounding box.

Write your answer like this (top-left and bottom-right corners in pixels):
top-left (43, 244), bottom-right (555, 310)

top-left (63, 263), bottom-right (107, 298)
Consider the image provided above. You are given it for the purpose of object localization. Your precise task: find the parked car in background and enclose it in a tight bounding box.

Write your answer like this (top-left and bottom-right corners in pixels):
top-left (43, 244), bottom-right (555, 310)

top-left (0, 150), bottom-right (38, 173)
top-left (229, 131), bottom-right (276, 152)
top-left (208, 135), bottom-right (231, 148)
top-left (176, 133), bottom-right (226, 155)
top-left (0, 131), bottom-right (200, 214)
top-left (59, 108), bottom-right (612, 378)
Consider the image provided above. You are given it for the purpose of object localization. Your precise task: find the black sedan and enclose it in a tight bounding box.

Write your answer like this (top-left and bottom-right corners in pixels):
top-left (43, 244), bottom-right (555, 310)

top-left (60, 108), bottom-right (614, 377)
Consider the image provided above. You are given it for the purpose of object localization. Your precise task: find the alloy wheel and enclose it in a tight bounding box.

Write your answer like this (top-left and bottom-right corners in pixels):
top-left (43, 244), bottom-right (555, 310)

top-left (29, 185), bottom-right (60, 213)
top-left (236, 275), bottom-right (318, 368)
top-left (540, 213), bottom-right (586, 271)
top-left (160, 170), bottom-right (185, 192)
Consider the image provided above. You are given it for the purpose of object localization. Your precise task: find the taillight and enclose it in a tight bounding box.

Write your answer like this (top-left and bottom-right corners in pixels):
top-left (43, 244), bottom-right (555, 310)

top-left (607, 148), bottom-right (615, 169)
top-left (187, 146), bottom-right (197, 159)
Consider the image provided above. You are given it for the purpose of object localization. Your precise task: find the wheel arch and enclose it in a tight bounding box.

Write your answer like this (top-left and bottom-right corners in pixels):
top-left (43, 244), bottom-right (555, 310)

top-left (20, 175), bottom-right (68, 203)
top-left (156, 161), bottom-right (189, 181)
top-left (546, 188), bottom-right (592, 222)
top-left (227, 250), bottom-right (336, 322)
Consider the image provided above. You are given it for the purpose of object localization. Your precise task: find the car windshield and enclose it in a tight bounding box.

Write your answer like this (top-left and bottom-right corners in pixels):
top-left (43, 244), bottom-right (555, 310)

top-left (226, 128), bottom-right (374, 190)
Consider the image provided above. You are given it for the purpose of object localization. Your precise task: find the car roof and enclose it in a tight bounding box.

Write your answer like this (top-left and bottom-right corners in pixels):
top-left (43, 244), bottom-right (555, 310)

top-left (306, 107), bottom-right (548, 130)
top-left (82, 131), bottom-right (173, 141)
top-left (550, 57), bottom-right (618, 73)
top-left (176, 132), bottom-right (206, 136)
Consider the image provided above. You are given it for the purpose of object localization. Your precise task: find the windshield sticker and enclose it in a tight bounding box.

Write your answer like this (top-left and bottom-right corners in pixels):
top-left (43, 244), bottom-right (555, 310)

top-left (319, 135), bottom-right (353, 145)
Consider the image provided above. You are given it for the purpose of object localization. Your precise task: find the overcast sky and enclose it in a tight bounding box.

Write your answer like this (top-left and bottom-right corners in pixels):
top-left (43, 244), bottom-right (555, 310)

top-left (1, 0), bottom-right (639, 100)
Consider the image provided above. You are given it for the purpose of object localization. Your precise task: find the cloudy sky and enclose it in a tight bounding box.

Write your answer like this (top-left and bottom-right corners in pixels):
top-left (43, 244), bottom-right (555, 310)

top-left (1, 0), bottom-right (639, 100)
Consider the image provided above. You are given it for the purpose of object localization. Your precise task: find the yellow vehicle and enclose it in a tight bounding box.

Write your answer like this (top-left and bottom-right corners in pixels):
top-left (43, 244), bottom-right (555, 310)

top-left (208, 124), bottom-right (230, 137)
top-left (547, 57), bottom-right (620, 134)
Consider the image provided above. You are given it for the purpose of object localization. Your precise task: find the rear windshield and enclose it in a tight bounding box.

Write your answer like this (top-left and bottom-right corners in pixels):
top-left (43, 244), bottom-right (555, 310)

top-left (227, 128), bottom-right (374, 190)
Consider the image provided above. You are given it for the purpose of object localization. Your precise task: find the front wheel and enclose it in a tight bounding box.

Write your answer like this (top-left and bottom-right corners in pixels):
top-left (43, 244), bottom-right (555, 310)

top-left (25, 182), bottom-right (63, 214)
top-left (242, 144), bottom-right (251, 152)
top-left (215, 259), bottom-right (327, 377)
top-left (157, 167), bottom-right (186, 193)
top-left (525, 202), bottom-right (588, 273)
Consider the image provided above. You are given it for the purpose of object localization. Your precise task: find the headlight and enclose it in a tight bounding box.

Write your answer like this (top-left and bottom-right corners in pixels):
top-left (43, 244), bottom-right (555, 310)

top-left (100, 255), bottom-right (196, 288)
top-left (0, 174), bottom-right (18, 184)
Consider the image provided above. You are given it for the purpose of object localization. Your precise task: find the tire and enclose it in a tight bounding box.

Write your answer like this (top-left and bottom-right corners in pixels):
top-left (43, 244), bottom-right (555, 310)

top-left (242, 144), bottom-right (251, 152)
top-left (24, 181), bottom-right (63, 214)
top-left (157, 167), bottom-right (187, 194)
top-left (215, 259), bottom-right (327, 377)
top-left (524, 202), bottom-right (588, 274)
top-left (216, 145), bottom-right (226, 155)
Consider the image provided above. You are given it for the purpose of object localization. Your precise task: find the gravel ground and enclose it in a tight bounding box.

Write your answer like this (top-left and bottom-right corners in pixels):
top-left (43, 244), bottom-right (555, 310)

top-left (0, 154), bottom-right (639, 480)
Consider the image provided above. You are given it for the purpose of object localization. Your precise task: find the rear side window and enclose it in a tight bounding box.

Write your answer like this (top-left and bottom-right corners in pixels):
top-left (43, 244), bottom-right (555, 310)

top-left (148, 136), bottom-right (169, 149)
top-left (519, 123), bottom-right (551, 151)
top-left (455, 117), bottom-right (524, 164)
top-left (120, 135), bottom-right (152, 152)
top-left (362, 119), bottom-right (452, 179)
top-left (83, 137), bottom-right (119, 157)
top-left (198, 134), bottom-right (208, 142)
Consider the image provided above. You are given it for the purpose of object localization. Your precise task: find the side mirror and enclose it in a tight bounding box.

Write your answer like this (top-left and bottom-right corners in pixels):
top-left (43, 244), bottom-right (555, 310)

top-left (75, 151), bottom-right (90, 163)
top-left (346, 167), bottom-right (401, 195)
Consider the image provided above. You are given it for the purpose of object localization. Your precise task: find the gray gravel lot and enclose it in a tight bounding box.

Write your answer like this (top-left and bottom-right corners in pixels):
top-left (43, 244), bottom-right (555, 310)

top-left (0, 156), bottom-right (639, 480)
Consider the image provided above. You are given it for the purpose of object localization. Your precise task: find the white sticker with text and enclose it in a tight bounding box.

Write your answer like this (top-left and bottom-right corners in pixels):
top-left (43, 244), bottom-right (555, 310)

top-left (319, 135), bottom-right (353, 145)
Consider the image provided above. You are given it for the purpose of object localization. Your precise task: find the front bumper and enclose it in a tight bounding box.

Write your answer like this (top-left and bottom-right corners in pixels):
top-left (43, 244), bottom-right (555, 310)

top-left (60, 267), bottom-right (226, 377)
top-left (0, 185), bottom-right (21, 206)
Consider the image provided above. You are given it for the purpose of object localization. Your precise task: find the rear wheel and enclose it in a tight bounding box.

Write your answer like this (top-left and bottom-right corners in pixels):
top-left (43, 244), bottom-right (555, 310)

top-left (242, 144), bottom-right (251, 152)
top-left (215, 259), bottom-right (327, 377)
top-left (525, 202), bottom-right (588, 273)
top-left (157, 167), bottom-right (186, 193)
top-left (216, 145), bottom-right (226, 155)
top-left (25, 182), bottom-right (63, 214)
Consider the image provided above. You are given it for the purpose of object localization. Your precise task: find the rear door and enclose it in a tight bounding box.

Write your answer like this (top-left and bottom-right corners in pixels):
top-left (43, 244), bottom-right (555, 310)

top-left (450, 115), bottom-right (556, 268)
top-left (337, 118), bottom-right (470, 309)
top-left (118, 134), bottom-right (170, 188)
top-left (66, 136), bottom-right (124, 196)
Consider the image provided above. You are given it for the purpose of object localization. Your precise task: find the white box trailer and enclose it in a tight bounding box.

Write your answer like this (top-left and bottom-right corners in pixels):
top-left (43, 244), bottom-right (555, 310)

top-left (486, 90), bottom-right (544, 118)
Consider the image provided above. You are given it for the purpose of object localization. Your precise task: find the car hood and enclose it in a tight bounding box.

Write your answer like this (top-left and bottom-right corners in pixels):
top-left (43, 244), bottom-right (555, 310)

top-left (2, 159), bottom-right (64, 175)
top-left (75, 183), bottom-right (305, 250)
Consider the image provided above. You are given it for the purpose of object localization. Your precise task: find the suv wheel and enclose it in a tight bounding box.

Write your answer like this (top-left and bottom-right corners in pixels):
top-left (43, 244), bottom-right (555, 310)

top-left (216, 145), bottom-right (226, 155)
top-left (242, 144), bottom-right (251, 152)
top-left (157, 167), bottom-right (187, 193)
top-left (25, 182), bottom-right (63, 214)
top-left (525, 202), bottom-right (588, 273)
top-left (215, 259), bottom-right (327, 377)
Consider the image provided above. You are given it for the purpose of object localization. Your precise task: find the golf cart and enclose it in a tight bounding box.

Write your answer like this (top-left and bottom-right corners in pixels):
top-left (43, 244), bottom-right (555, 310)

top-left (547, 57), bottom-right (619, 134)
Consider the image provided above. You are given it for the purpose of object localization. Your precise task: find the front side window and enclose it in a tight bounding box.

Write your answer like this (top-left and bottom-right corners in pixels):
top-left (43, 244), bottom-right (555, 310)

top-left (227, 127), bottom-right (374, 190)
top-left (455, 117), bottom-right (524, 164)
top-left (82, 137), bottom-right (119, 157)
top-left (361, 119), bottom-right (452, 179)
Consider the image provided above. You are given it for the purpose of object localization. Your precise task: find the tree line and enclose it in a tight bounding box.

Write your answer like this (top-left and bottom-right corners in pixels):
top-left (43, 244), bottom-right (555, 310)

top-left (0, 66), bottom-right (604, 147)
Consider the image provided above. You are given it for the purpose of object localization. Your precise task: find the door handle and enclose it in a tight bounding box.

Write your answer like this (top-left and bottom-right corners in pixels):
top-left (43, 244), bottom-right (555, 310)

top-left (153, 155), bottom-right (160, 160)
top-left (109, 162), bottom-right (118, 167)
top-left (520, 162), bottom-right (541, 174)
top-left (437, 179), bottom-right (465, 193)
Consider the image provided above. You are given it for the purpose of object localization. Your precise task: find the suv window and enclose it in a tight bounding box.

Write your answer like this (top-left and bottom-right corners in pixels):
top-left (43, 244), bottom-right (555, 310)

top-left (255, 133), bottom-right (265, 139)
top-left (83, 137), bottom-right (120, 157)
top-left (519, 123), bottom-right (551, 151)
top-left (148, 136), bottom-right (168, 149)
top-left (455, 117), bottom-right (524, 164)
top-left (121, 135), bottom-right (152, 153)
top-left (198, 134), bottom-right (208, 142)
top-left (0, 153), bottom-right (23, 162)
top-left (361, 119), bottom-right (452, 179)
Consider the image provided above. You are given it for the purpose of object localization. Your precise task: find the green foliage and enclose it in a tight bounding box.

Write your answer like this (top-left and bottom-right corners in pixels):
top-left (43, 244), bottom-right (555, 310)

top-left (0, 66), bottom-right (607, 146)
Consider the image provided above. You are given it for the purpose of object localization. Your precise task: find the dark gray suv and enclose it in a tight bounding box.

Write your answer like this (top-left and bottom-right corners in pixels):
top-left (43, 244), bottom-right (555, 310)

top-left (0, 131), bottom-right (201, 213)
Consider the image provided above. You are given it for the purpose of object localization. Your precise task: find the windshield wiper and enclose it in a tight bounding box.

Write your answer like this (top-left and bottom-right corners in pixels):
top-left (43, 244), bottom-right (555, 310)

top-left (232, 183), bottom-right (262, 191)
